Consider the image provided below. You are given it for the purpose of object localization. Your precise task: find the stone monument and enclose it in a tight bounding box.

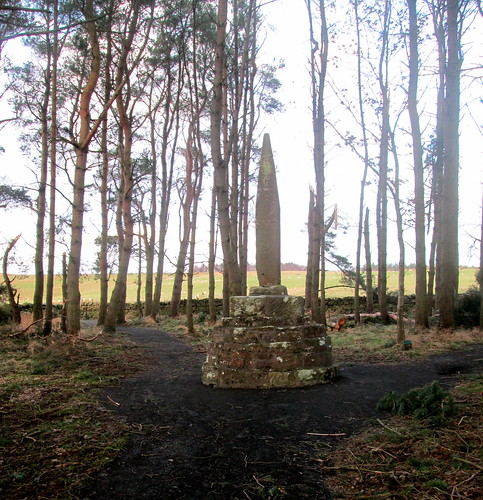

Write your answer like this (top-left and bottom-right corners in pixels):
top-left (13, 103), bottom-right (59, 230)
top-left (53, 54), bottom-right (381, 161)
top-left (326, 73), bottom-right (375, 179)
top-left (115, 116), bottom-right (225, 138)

top-left (201, 133), bottom-right (339, 388)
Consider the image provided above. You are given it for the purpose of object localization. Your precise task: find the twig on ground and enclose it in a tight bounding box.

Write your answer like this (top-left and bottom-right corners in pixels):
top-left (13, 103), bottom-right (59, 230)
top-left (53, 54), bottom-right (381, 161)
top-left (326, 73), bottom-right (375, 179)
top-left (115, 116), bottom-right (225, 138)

top-left (107, 395), bottom-right (121, 407)
top-left (377, 418), bottom-right (404, 436)
top-left (307, 432), bottom-right (346, 437)
top-left (77, 332), bottom-right (101, 342)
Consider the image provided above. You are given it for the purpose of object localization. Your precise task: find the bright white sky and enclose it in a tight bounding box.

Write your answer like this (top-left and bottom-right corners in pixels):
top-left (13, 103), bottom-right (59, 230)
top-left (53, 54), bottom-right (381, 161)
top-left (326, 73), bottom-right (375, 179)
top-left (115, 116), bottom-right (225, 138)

top-left (0, 0), bottom-right (482, 281)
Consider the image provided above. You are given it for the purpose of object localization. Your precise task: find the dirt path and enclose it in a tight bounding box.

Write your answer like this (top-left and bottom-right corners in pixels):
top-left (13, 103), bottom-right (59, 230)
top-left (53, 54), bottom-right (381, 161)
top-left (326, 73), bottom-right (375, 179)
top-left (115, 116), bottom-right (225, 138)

top-left (83, 327), bottom-right (482, 499)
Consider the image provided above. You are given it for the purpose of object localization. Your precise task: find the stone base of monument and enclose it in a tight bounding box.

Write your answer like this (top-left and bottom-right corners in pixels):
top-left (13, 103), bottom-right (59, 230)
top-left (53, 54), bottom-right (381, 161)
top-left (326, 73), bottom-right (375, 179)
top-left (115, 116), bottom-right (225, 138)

top-left (201, 286), bottom-right (339, 389)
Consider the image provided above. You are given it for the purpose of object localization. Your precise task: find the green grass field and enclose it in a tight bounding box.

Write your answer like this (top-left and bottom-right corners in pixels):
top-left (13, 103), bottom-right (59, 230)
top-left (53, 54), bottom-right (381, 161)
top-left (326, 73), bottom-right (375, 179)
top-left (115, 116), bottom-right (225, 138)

top-left (7, 268), bottom-right (479, 304)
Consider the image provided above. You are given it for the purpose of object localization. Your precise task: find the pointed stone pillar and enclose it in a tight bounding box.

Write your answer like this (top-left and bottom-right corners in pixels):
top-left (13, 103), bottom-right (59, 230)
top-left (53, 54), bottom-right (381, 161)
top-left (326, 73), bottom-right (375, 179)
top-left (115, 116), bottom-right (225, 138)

top-left (256, 133), bottom-right (281, 287)
top-left (201, 134), bottom-right (339, 388)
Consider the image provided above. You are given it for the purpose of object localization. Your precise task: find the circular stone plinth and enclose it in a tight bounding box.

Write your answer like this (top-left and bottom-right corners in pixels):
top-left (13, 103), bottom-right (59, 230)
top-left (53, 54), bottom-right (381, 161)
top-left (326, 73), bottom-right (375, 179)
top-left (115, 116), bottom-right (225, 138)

top-left (202, 364), bottom-right (339, 389)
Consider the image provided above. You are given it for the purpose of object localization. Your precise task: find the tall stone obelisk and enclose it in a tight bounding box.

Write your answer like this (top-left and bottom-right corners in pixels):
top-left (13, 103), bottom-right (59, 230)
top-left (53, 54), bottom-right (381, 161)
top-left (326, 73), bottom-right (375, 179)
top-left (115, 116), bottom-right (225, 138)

top-left (256, 133), bottom-right (281, 287)
top-left (201, 133), bottom-right (339, 389)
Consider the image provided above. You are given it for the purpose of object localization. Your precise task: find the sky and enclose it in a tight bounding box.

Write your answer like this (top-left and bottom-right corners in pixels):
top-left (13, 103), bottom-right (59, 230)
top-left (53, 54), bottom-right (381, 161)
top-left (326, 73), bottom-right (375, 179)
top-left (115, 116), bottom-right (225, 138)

top-left (0, 0), bottom-right (482, 279)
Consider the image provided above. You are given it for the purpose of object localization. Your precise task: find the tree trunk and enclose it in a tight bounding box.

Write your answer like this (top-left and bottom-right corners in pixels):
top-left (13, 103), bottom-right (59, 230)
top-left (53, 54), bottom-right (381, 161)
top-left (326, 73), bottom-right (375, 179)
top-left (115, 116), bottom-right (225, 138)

top-left (151, 65), bottom-right (180, 320)
top-left (210, 0), bottom-right (242, 301)
top-left (136, 227), bottom-right (143, 318)
top-left (208, 186), bottom-right (217, 321)
top-left (306, 0), bottom-right (329, 325)
top-left (44, 0), bottom-right (59, 335)
top-left (438, 0), bottom-right (461, 329)
top-left (407, 0), bottom-right (428, 330)
top-left (480, 190), bottom-right (482, 330)
top-left (66, 0), bottom-right (100, 336)
top-left (364, 208), bottom-right (374, 313)
top-left (389, 127), bottom-right (405, 343)
top-left (353, 0), bottom-right (370, 325)
top-left (305, 189), bottom-right (315, 311)
top-left (33, 42), bottom-right (51, 323)
top-left (3, 234), bottom-right (22, 324)
top-left (427, 0), bottom-right (446, 317)
top-left (97, 5), bottom-right (113, 327)
top-left (376, 0), bottom-right (391, 325)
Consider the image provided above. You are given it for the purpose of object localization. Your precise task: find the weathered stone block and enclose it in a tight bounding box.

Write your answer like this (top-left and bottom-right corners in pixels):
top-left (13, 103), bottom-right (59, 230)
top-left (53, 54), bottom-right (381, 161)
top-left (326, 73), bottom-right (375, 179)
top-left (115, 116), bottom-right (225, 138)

top-left (249, 285), bottom-right (288, 296)
top-left (229, 295), bottom-right (305, 321)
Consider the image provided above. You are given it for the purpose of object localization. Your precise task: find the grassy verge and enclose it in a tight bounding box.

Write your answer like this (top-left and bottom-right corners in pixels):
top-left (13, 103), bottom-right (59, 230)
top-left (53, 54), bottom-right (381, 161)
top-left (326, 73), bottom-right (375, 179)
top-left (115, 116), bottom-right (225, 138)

top-left (331, 324), bottom-right (482, 365)
top-left (321, 375), bottom-right (483, 499)
top-left (0, 326), bottom-right (145, 499)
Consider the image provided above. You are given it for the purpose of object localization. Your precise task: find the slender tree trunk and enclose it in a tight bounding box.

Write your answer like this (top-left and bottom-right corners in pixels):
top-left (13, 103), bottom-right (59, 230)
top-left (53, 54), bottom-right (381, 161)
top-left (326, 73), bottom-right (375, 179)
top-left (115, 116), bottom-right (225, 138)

top-left (305, 189), bottom-right (315, 311)
top-left (407, 0), bottom-right (428, 330)
top-left (211, 0), bottom-right (242, 301)
top-left (208, 187), bottom-right (217, 321)
top-left (306, 0), bottom-right (328, 325)
top-left (136, 226), bottom-right (143, 318)
top-left (364, 208), bottom-right (374, 313)
top-left (353, 0), bottom-right (370, 325)
top-left (33, 43), bottom-right (51, 323)
top-left (144, 116), bottom-right (157, 317)
top-left (44, 0), bottom-right (59, 335)
top-left (427, 0), bottom-right (446, 316)
top-left (170, 223), bottom-right (190, 317)
top-left (389, 129), bottom-right (405, 343)
top-left (376, 0), bottom-right (391, 325)
top-left (151, 67), bottom-right (180, 320)
top-left (187, 159), bottom-right (204, 335)
top-left (66, 0), bottom-right (100, 336)
top-left (480, 189), bottom-right (483, 330)
top-left (97, 6), bottom-right (113, 327)
top-left (438, 0), bottom-right (461, 329)
top-left (61, 253), bottom-right (67, 332)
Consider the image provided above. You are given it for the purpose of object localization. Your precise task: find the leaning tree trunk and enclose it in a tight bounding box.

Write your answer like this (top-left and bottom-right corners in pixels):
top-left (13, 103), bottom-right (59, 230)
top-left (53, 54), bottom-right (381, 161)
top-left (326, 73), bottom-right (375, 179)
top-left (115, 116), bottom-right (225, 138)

top-left (3, 234), bottom-right (22, 324)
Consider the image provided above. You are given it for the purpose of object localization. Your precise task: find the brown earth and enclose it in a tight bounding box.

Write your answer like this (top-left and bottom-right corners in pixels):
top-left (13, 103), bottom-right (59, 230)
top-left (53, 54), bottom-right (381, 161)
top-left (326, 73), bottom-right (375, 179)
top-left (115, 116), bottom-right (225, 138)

top-left (83, 326), bottom-right (482, 499)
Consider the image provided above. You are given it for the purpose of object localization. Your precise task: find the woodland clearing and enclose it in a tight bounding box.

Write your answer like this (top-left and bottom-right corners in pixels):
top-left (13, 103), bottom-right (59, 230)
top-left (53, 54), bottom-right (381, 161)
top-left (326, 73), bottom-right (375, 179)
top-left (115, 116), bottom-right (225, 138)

top-left (1, 314), bottom-right (481, 499)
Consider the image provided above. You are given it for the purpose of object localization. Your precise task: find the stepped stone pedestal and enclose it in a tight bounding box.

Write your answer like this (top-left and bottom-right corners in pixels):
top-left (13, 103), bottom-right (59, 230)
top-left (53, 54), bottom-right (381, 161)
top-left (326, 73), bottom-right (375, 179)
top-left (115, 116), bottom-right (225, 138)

top-left (201, 285), bottom-right (339, 389)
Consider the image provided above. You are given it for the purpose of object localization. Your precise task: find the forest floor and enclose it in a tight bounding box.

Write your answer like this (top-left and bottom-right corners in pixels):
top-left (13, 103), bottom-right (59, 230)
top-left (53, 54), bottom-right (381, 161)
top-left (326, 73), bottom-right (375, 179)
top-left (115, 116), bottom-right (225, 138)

top-left (82, 324), bottom-right (482, 499)
top-left (1, 321), bottom-right (482, 499)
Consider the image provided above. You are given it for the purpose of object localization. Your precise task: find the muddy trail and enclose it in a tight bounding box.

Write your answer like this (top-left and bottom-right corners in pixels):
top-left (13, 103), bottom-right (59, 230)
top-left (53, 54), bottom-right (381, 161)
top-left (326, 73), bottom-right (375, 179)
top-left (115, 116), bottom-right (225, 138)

top-left (83, 327), bottom-right (483, 499)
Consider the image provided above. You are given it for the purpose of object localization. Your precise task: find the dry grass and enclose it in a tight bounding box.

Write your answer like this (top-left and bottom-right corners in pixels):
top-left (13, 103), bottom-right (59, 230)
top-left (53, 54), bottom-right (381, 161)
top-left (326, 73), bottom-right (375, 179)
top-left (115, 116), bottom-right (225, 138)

top-left (332, 325), bottom-right (482, 365)
top-left (0, 317), bottom-right (146, 499)
top-left (321, 376), bottom-right (483, 499)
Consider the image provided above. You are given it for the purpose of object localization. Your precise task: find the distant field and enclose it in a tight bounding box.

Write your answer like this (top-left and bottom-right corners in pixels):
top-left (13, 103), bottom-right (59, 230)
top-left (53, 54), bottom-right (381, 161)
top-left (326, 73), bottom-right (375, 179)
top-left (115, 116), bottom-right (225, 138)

top-left (7, 268), bottom-right (479, 304)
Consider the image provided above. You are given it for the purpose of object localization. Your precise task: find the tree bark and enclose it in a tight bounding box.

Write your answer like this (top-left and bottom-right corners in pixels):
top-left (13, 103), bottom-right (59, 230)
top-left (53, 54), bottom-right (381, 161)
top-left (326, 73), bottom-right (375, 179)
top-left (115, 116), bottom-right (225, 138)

top-left (33, 28), bottom-right (52, 323)
top-left (208, 186), bottom-right (217, 321)
top-left (353, 0), bottom-right (370, 325)
top-left (210, 0), bottom-right (242, 300)
top-left (438, 0), bottom-right (461, 329)
top-left (97, 1), bottom-right (114, 327)
top-left (44, 0), bottom-right (59, 335)
top-left (364, 208), bottom-right (374, 313)
top-left (66, 0), bottom-right (100, 336)
top-left (306, 0), bottom-right (329, 325)
top-left (376, 0), bottom-right (391, 325)
top-left (407, 0), bottom-right (428, 330)
top-left (3, 234), bottom-right (22, 324)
